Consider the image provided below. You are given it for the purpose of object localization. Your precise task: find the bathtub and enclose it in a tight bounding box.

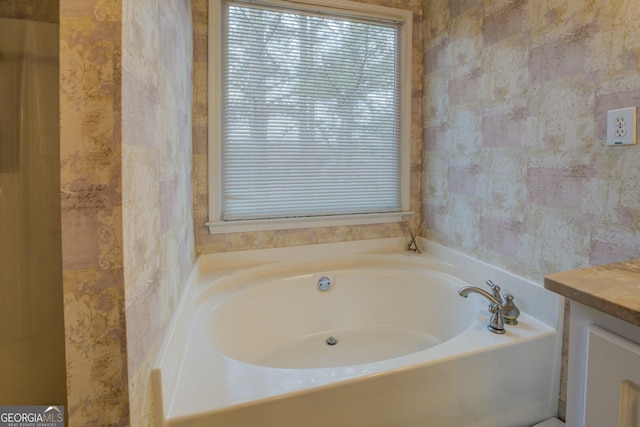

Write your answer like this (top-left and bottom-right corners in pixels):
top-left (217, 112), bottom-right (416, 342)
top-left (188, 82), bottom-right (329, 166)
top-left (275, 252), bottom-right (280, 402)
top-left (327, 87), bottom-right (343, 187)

top-left (153, 238), bottom-right (562, 427)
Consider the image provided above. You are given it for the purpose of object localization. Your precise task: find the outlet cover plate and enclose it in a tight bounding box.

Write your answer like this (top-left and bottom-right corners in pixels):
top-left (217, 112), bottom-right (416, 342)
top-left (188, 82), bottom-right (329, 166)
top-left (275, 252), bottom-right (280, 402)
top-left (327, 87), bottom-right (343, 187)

top-left (607, 107), bottom-right (637, 146)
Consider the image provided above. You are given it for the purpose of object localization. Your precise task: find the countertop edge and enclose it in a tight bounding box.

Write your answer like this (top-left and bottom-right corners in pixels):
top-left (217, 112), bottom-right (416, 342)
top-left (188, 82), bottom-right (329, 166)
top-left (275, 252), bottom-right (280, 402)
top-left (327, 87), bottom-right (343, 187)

top-left (543, 260), bottom-right (640, 328)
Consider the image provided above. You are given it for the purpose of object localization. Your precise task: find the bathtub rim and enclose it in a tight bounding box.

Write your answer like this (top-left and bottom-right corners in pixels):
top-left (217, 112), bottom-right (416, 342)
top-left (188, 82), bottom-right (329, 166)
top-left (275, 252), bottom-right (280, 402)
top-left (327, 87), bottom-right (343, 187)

top-left (152, 237), bottom-right (564, 426)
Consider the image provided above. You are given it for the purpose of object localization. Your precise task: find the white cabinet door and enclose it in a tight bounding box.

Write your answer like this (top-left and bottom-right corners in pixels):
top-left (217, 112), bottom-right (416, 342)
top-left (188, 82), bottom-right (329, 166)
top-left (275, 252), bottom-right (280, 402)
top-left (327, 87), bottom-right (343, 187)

top-left (584, 325), bottom-right (640, 427)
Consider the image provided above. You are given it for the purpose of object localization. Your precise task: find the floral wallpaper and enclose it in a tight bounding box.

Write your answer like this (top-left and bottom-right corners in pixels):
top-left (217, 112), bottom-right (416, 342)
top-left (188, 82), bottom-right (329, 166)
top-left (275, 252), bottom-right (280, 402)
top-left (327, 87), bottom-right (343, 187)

top-left (423, 0), bottom-right (640, 417)
top-left (60, 0), bottom-right (128, 425)
top-left (192, 0), bottom-right (424, 254)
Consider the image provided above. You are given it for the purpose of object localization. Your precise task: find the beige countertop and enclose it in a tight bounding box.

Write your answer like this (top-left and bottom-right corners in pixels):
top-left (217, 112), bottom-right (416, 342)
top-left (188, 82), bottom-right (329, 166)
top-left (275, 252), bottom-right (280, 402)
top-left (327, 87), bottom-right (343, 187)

top-left (544, 259), bottom-right (640, 327)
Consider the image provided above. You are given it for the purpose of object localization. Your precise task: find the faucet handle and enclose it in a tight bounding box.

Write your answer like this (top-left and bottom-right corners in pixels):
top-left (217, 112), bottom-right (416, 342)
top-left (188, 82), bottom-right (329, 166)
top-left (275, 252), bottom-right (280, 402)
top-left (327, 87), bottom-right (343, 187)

top-left (486, 280), bottom-right (502, 300)
top-left (487, 303), bottom-right (505, 334)
top-left (502, 294), bottom-right (520, 325)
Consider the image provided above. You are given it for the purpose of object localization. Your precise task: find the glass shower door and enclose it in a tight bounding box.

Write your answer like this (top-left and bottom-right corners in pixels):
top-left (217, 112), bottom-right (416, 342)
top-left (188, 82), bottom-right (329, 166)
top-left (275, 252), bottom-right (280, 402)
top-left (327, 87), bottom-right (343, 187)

top-left (0, 8), bottom-right (67, 408)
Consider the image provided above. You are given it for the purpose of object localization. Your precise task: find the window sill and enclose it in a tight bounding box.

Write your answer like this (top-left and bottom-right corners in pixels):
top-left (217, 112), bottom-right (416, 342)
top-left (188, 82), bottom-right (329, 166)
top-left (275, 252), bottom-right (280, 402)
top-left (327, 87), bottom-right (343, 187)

top-left (206, 211), bottom-right (414, 235)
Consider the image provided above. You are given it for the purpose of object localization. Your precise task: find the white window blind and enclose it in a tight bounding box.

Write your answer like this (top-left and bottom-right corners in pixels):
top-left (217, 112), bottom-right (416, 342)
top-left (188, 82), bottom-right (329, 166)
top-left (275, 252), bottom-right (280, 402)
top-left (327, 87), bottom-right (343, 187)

top-left (219, 0), bottom-right (405, 222)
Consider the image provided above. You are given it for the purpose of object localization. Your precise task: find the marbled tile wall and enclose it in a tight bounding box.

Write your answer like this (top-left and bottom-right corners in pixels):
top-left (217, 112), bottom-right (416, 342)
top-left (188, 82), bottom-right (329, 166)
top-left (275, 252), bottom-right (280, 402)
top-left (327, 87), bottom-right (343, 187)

top-left (122, 0), bottom-right (195, 426)
top-left (423, 0), bottom-right (640, 418)
top-left (193, 0), bottom-right (424, 254)
top-left (60, 1), bottom-right (129, 425)
top-left (423, 0), bottom-right (640, 281)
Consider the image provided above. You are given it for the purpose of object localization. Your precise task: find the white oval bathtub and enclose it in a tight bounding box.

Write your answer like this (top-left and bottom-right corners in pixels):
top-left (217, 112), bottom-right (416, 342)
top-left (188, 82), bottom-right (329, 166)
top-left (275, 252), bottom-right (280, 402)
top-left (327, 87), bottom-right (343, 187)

top-left (153, 238), bottom-right (562, 427)
top-left (206, 267), bottom-right (476, 369)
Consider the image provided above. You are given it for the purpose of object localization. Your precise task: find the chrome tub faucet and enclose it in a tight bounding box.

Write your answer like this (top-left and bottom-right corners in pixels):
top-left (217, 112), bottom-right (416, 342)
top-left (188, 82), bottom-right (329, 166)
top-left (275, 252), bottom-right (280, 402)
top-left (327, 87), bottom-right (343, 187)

top-left (458, 280), bottom-right (521, 334)
top-left (458, 286), bottom-right (506, 334)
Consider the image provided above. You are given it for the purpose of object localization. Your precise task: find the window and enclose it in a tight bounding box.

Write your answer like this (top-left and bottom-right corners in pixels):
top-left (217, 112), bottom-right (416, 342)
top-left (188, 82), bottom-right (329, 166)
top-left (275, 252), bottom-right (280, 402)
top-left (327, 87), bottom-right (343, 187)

top-left (207, 0), bottom-right (412, 234)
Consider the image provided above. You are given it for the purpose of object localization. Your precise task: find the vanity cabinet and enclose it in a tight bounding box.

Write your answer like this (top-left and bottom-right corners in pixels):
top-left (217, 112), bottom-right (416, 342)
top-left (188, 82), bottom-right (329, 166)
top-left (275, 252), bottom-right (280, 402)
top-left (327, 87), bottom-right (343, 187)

top-left (545, 260), bottom-right (640, 427)
top-left (565, 303), bottom-right (640, 426)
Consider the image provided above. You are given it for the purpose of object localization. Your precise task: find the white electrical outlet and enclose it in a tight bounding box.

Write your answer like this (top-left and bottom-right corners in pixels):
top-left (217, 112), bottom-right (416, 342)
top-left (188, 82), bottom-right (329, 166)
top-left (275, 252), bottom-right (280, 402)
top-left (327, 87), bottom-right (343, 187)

top-left (607, 107), bottom-right (636, 146)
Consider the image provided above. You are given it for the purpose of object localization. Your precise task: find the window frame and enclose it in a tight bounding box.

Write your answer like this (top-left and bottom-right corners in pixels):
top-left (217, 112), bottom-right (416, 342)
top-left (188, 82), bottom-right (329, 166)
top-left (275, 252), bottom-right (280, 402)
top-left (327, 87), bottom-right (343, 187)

top-left (206, 0), bottom-right (413, 234)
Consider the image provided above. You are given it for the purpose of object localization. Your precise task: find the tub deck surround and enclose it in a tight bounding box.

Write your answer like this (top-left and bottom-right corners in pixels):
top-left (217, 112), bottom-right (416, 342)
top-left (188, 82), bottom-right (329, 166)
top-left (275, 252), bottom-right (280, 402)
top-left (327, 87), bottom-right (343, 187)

top-left (544, 259), bottom-right (640, 327)
top-left (153, 238), bottom-right (563, 427)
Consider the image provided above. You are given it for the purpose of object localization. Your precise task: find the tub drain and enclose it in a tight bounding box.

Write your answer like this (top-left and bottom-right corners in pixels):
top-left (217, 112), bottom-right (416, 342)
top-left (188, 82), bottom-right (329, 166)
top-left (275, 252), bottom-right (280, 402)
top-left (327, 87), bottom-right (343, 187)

top-left (326, 336), bottom-right (337, 346)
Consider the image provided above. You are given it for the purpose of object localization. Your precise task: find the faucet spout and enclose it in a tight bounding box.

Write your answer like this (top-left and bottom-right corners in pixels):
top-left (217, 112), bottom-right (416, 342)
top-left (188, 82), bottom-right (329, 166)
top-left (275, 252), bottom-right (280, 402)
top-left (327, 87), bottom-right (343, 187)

top-left (458, 286), bottom-right (501, 306)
